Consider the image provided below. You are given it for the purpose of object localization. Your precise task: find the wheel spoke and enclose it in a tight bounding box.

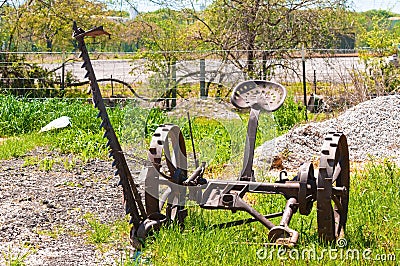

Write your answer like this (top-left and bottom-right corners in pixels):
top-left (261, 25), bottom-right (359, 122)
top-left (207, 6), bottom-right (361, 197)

top-left (148, 124), bottom-right (188, 222)
top-left (332, 162), bottom-right (341, 183)
top-left (331, 195), bottom-right (343, 213)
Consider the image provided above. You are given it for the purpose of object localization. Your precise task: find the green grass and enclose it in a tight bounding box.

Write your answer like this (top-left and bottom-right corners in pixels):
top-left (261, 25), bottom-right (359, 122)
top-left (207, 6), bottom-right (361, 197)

top-left (2, 247), bottom-right (31, 266)
top-left (0, 95), bottom-right (125, 161)
top-left (0, 94), bottom-right (304, 169)
top-left (85, 213), bottom-right (113, 244)
top-left (273, 95), bottom-right (307, 133)
top-left (36, 225), bottom-right (65, 239)
top-left (83, 213), bottom-right (132, 250)
top-left (0, 134), bottom-right (44, 159)
top-left (2, 95), bottom-right (398, 265)
top-left (136, 160), bottom-right (399, 265)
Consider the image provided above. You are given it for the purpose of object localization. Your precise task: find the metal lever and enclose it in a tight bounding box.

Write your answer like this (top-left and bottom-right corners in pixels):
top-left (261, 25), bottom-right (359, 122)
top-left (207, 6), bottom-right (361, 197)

top-left (73, 22), bottom-right (110, 39)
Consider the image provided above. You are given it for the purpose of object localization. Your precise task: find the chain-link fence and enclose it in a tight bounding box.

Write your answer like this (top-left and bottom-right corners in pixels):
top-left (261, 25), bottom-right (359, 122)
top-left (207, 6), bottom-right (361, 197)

top-left (0, 49), bottom-right (398, 111)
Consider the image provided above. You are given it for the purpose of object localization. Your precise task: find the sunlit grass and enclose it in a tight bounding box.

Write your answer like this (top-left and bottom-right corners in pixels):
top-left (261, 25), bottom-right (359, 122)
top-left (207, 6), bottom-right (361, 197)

top-left (1, 96), bottom-right (398, 265)
top-left (139, 160), bottom-right (400, 265)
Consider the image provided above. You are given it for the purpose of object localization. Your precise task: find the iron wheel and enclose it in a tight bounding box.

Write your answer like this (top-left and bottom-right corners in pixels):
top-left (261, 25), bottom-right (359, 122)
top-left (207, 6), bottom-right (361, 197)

top-left (317, 132), bottom-right (350, 241)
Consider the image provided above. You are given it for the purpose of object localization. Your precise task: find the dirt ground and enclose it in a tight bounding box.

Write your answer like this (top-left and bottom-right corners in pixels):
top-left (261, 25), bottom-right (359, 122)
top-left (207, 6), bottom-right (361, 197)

top-left (0, 148), bottom-right (134, 265)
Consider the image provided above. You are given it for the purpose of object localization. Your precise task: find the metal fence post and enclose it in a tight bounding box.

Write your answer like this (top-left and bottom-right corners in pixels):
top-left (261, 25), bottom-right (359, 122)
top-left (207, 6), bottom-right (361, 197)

top-left (61, 51), bottom-right (66, 91)
top-left (301, 46), bottom-right (308, 121)
top-left (61, 62), bottom-right (65, 90)
top-left (111, 74), bottom-right (114, 96)
top-left (313, 69), bottom-right (317, 95)
top-left (200, 59), bottom-right (206, 98)
top-left (172, 61), bottom-right (177, 108)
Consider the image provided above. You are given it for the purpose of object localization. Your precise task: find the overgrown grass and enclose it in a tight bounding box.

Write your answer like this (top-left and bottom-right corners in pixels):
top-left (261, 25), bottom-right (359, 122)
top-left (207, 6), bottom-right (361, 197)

top-left (0, 95), bottom-right (125, 161)
top-left (0, 94), bottom-right (305, 167)
top-left (274, 95), bottom-right (307, 133)
top-left (0, 134), bottom-right (45, 159)
top-left (128, 108), bottom-right (280, 176)
top-left (133, 160), bottom-right (399, 265)
top-left (1, 95), bottom-right (398, 265)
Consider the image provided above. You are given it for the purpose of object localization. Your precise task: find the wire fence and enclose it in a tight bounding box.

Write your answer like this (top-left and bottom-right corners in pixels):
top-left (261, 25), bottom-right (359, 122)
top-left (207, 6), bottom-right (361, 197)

top-left (0, 49), bottom-right (398, 112)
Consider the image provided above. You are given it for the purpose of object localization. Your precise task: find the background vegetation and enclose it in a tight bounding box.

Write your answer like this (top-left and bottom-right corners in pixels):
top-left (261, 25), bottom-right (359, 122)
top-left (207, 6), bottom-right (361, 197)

top-left (1, 0), bottom-right (398, 54)
top-left (1, 94), bottom-right (398, 266)
top-left (0, 94), bottom-right (304, 165)
top-left (1, 0), bottom-right (399, 101)
top-left (1, 0), bottom-right (399, 265)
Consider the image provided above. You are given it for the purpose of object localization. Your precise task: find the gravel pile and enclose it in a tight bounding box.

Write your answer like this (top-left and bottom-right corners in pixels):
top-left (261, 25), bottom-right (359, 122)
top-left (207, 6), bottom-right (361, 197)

top-left (255, 95), bottom-right (400, 170)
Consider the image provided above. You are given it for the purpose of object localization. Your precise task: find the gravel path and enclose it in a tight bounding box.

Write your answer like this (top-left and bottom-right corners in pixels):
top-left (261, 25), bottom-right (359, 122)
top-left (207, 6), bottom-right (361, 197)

top-left (255, 95), bottom-right (400, 171)
top-left (0, 149), bottom-right (135, 265)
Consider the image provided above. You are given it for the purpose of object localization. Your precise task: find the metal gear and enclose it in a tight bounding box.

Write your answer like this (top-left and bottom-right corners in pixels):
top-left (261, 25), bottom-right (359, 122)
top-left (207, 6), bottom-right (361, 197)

top-left (297, 162), bottom-right (316, 215)
top-left (147, 124), bottom-right (188, 222)
top-left (317, 132), bottom-right (350, 241)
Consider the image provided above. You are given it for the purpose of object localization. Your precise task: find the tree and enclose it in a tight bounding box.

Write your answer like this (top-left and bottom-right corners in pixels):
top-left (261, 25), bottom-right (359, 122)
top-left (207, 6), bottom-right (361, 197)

top-left (131, 8), bottom-right (200, 107)
top-left (0, 0), bottom-right (123, 97)
top-left (21, 0), bottom-right (113, 52)
top-left (355, 10), bottom-right (400, 54)
top-left (184, 0), bottom-right (353, 78)
top-left (0, 0), bottom-right (129, 52)
top-left (352, 10), bottom-right (400, 96)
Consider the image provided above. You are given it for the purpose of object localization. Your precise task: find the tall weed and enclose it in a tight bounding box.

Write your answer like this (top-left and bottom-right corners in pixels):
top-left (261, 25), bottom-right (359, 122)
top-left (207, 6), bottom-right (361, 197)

top-left (273, 95), bottom-right (306, 133)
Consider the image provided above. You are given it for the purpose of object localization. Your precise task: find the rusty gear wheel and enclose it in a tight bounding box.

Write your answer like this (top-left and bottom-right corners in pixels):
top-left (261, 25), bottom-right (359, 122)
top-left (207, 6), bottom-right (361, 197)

top-left (147, 124), bottom-right (187, 222)
top-left (297, 162), bottom-right (316, 215)
top-left (317, 132), bottom-right (350, 241)
top-left (148, 124), bottom-right (187, 181)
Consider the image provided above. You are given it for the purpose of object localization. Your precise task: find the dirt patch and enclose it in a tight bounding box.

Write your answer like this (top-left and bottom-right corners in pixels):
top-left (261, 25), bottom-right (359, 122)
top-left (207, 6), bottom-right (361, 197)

top-left (0, 148), bottom-right (136, 265)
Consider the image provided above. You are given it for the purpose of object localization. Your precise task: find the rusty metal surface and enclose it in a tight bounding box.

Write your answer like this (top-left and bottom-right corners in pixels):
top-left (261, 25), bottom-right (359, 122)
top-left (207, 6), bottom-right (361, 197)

top-left (297, 162), bottom-right (316, 215)
top-left (317, 132), bottom-right (350, 241)
top-left (144, 79), bottom-right (350, 247)
top-left (231, 80), bottom-right (287, 181)
top-left (148, 124), bottom-right (187, 182)
top-left (146, 124), bottom-right (188, 224)
top-left (268, 197), bottom-right (299, 246)
top-left (72, 22), bottom-right (146, 231)
top-left (239, 108), bottom-right (260, 181)
top-left (231, 80), bottom-right (287, 111)
top-left (74, 24), bottom-right (351, 248)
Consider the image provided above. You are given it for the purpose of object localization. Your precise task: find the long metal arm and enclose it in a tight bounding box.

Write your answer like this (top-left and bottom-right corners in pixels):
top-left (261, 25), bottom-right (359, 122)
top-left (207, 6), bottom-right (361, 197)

top-left (72, 22), bottom-right (146, 229)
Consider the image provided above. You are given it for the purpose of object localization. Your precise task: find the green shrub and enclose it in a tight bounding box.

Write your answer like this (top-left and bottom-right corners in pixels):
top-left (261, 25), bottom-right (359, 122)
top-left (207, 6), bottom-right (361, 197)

top-left (273, 96), bottom-right (306, 133)
top-left (144, 107), bottom-right (166, 137)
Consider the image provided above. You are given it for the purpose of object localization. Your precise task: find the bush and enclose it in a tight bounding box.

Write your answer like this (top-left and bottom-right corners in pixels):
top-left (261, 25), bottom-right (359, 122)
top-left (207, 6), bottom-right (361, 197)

top-left (0, 54), bottom-right (62, 98)
top-left (273, 96), bottom-right (306, 133)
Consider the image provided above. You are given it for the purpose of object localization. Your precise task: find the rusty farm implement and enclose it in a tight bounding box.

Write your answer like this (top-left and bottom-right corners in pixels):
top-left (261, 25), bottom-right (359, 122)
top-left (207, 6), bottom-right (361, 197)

top-left (73, 23), bottom-right (350, 249)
